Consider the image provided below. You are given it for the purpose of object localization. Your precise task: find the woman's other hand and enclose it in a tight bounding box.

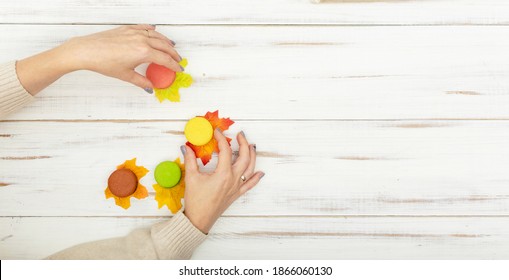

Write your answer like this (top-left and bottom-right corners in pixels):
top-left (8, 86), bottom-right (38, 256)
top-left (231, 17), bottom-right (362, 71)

top-left (17, 25), bottom-right (181, 94)
top-left (181, 130), bottom-right (265, 234)
top-left (62, 24), bottom-right (182, 91)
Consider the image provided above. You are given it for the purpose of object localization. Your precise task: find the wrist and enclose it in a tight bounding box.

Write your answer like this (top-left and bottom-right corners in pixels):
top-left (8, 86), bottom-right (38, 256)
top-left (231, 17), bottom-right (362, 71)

top-left (51, 39), bottom-right (83, 73)
top-left (183, 210), bottom-right (213, 234)
top-left (16, 43), bottom-right (78, 95)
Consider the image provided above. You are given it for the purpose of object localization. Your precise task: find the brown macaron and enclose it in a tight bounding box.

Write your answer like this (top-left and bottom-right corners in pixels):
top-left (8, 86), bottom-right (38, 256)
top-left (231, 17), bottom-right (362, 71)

top-left (108, 168), bottom-right (138, 197)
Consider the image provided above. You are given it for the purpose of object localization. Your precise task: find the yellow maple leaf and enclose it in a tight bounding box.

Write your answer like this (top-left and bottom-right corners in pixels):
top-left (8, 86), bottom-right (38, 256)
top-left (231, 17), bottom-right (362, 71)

top-left (153, 158), bottom-right (186, 213)
top-left (154, 58), bottom-right (193, 103)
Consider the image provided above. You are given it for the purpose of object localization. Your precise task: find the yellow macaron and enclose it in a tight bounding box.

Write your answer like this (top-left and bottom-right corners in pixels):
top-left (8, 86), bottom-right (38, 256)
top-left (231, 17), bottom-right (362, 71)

top-left (184, 117), bottom-right (213, 146)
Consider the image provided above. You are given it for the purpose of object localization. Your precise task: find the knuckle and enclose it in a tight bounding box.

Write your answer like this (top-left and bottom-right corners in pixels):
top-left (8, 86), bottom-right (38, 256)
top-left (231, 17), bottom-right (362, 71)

top-left (167, 46), bottom-right (177, 54)
top-left (126, 28), bottom-right (138, 36)
top-left (225, 144), bottom-right (233, 152)
top-left (220, 171), bottom-right (233, 183)
top-left (166, 55), bottom-right (176, 64)
top-left (223, 169), bottom-right (233, 178)
top-left (127, 71), bottom-right (138, 80)
top-left (158, 54), bottom-right (173, 66)
top-left (135, 33), bottom-right (148, 42)
top-left (220, 145), bottom-right (232, 154)
top-left (184, 168), bottom-right (194, 175)
top-left (117, 71), bottom-right (134, 81)
top-left (137, 45), bottom-right (151, 57)
top-left (238, 157), bottom-right (250, 168)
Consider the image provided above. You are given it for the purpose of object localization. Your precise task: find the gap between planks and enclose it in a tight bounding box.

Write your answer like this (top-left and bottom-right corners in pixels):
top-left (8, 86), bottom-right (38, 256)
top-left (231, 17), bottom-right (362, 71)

top-left (3, 215), bottom-right (509, 218)
top-left (2, 23), bottom-right (509, 27)
top-left (4, 119), bottom-right (509, 123)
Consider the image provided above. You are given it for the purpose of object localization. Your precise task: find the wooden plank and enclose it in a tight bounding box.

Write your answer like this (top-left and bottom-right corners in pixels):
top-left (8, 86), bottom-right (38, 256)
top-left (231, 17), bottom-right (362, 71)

top-left (2, 120), bottom-right (509, 216)
top-left (2, 0), bottom-right (509, 25)
top-left (1, 216), bottom-right (508, 259)
top-left (2, 25), bottom-right (509, 120)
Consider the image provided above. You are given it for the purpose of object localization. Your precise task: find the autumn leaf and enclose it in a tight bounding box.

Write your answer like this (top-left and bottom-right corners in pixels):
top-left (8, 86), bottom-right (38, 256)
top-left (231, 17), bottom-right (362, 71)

top-left (187, 110), bottom-right (234, 165)
top-left (153, 158), bottom-right (186, 213)
top-left (204, 110), bottom-right (234, 132)
top-left (154, 58), bottom-right (193, 103)
top-left (105, 158), bottom-right (149, 210)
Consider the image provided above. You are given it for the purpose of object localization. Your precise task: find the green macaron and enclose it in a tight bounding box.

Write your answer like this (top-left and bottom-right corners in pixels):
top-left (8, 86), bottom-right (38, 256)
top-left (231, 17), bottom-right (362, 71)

top-left (154, 161), bottom-right (182, 188)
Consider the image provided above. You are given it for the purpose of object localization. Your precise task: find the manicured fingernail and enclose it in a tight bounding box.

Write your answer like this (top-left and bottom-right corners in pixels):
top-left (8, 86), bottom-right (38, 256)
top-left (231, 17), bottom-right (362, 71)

top-left (216, 128), bottom-right (223, 133)
top-left (259, 172), bottom-right (265, 179)
top-left (144, 88), bottom-right (153, 94)
top-left (170, 40), bottom-right (176, 45)
top-left (240, 131), bottom-right (245, 137)
top-left (253, 144), bottom-right (257, 150)
top-left (178, 54), bottom-right (182, 61)
top-left (180, 65), bottom-right (185, 72)
top-left (180, 145), bottom-right (186, 156)
top-left (150, 24), bottom-right (156, 27)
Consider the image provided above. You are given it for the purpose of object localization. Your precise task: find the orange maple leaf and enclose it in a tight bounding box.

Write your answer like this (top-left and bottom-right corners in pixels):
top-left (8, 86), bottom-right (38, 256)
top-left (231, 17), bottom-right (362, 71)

top-left (104, 158), bottom-right (149, 210)
top-left (187, 110), bottom-right (234, 165)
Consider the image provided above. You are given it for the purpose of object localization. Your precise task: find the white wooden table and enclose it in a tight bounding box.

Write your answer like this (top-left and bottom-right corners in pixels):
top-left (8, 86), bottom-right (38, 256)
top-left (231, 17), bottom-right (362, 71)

top-left (2, 0), bottom-right (509, 259)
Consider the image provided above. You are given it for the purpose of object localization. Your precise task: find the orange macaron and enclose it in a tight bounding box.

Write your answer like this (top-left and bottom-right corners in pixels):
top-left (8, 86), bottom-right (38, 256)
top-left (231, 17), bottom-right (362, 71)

top-left (146, 63), bottom-right (176, 89)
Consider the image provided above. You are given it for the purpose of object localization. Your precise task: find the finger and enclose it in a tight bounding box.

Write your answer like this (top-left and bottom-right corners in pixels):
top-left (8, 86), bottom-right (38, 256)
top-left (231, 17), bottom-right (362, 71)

top-left (147, 30), bottom-right (176, 46)
top-left (241, 144), bottom-right (257, 179)
top-left (214, 128), bottom-right (232, 172)
top-left (130, 24), bottom-right (156, 31)
top-left (147, 38), bottom-right (181, 62)
top-left (181, 145), bottom-right (199, 174)
top-left (233, 131), bottom-right (250, 175)
top-left (122, 70), bottom-right (153, 91)
top-left (148, 49), bottom-right (183, 72)
top-left (238, 172), bottom-right (265, 196)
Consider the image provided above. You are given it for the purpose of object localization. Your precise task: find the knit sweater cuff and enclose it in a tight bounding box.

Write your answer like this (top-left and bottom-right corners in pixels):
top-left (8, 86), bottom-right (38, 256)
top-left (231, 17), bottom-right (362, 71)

top-left (151, 211), bottom-right (207, 260)
top-left (0, 61), bottom-right (34, 118)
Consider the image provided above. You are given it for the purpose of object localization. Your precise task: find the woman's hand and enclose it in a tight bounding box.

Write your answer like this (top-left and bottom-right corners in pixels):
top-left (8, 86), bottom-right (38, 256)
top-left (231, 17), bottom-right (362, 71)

top-left (181, 129), bottom-right (265, 234)
top-left (62, 24), bottom-right (182, 91)
top-left (17, 24), bottom-right (181, 95)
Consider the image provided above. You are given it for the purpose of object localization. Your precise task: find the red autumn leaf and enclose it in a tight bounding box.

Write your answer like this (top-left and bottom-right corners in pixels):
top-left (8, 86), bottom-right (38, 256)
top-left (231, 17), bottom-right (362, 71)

top-left (204, 110), bottom-right (234, 132)
top-left (187, 110), bottom-right (234, 165)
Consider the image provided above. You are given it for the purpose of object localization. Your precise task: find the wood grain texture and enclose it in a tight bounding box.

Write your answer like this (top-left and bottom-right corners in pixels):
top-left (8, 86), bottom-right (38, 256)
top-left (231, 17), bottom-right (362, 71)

top-left (2, 0), bottom-right (509, 25)
top-left (2, 120), bottom-right (509, 216)
top-left (2, 1), bottom-right (509, 260)
top-left (1, 216), bottom-right (509, 259)
top-left (2, 25), bottom-right (509, 120)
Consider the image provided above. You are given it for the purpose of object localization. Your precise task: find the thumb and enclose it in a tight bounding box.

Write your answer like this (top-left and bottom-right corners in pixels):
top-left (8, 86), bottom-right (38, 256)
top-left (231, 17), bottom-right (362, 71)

top-left (125, 71), bottom-right (153, 93)
top-left (181, 145), bottom-right (199, 174)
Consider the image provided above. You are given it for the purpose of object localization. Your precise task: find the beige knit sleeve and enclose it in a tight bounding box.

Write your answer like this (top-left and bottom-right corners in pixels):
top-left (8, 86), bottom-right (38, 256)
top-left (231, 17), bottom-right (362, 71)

top-left (0, 61), bottom-right (34, 119)
top-left (46, 212), bottom-right (207, 260)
